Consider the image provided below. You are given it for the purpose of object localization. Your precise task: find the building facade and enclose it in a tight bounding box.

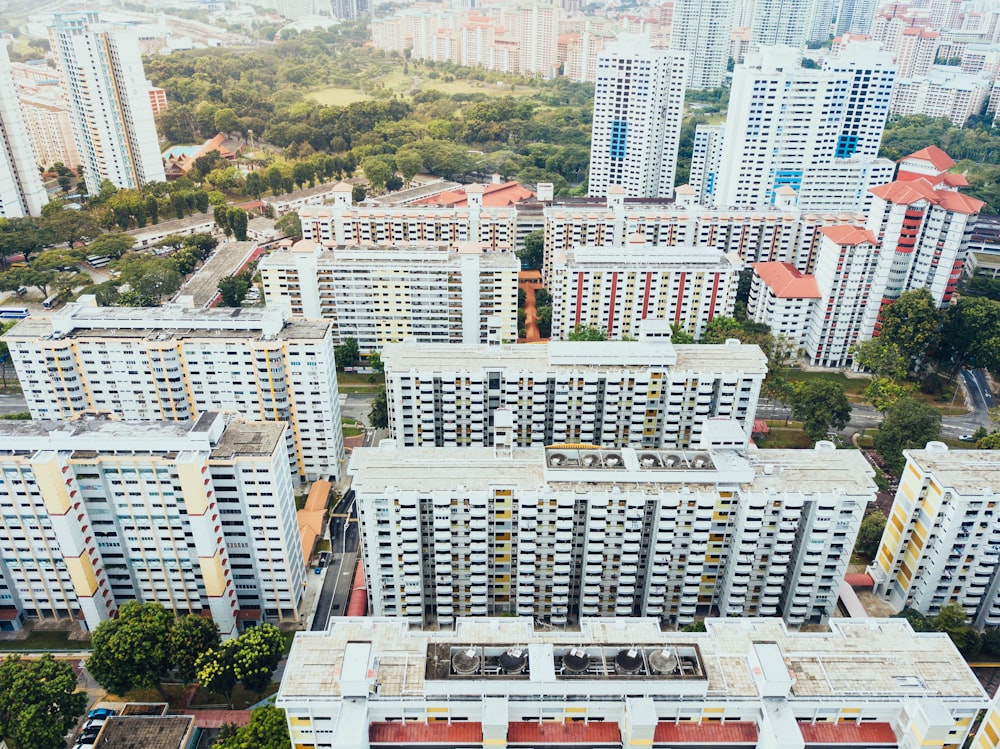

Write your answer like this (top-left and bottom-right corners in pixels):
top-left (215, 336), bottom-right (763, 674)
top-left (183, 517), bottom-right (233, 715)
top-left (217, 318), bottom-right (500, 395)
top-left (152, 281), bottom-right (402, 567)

top-left (670, 0), bottom-right (734, 88)
top-left (548, 245), bottom-right (741, 341)
top-left (49, 12), bottom-right (166, 193)
top-left (870, 443), bottom-right (1000, 630)
top-left (351, 441), bottom-right (873, 628)
top-left (747, 261), bottom-right (821, 346)
top-left (382, 336), bottom-right (767, 450)
top-left (588, 35), bottom-right (687, 198)
top-left (278, 616), bottom-right (988, 749)
top-left (0, 43), bottom-right (48, 217)
top-left (2, 299), bottom-right (344, 482)
top-left (258, 241), bottom-right (519, 353)
top-left (0, 412), bottom-right (304, 635)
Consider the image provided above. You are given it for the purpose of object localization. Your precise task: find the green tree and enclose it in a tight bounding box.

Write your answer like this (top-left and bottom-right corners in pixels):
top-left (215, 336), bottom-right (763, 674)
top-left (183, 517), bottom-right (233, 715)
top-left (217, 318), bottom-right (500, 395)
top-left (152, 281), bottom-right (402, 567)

top-left (335, 337), bottom-right (360, 369)
top-left (0, 267), bottom-right (56, 297)
top-left (168, 615), bottom-right (220, 683)
top-left (670, 322), bottom-right (694, 344)
top-left (701, 316), bottom-right (745, 344)
top-left (360, 155), bottom-right (395, 194)
top-left (0, 217), bottom-right (53, 262)
top-left (933, 603), bottom-right (981, 657)
top-left (196, 640), bottom-right (239, 709)
top-left (872, 396), bottom-right (942, 474)
top-left (369, 385), bottom-right (388, 428)
top-left (228, 207), bottom-right (249, 241)
top-left (42, 208), bottom-right (100, 248)
top-left (184, 233), bottom-right (219, 257)
top-left (114, 254), bottom-right (183, 301)
top-left (275, 211), bottom-right (302, 240)
top-left (214, 705), bottom-right (290, 749)
top-left (351, 184), bottom-right (367, 203)
top-left (29, 248), bottom-right (84, 272)
top-left (680, 620), bottom-right (707, 632)
top-left (232, 624), bottom-right (284, 695)
top-left (568, 324), bottom-right (608, 341)
top-left (877, 288), bottom-right (942, 369)
top-left (267, 166), bottom-right (285, 196)
top-left (0, 655), bottom-right (86, 749)
top-left (863, 376), bottom-right (912, 414)
top-left (245, 172), bottom-right (266, 199)
top-left (789, 380), bottom-right (852, 442)
top-left (977, 431), bottom-right (1000, 449)
top-left (395, 149), bottom-right (423, 186)
top-left (894, 607), bottom-right (933, 631)
top-left (937, 296), bottom-right (1000, 374)
top-left (517, 230), bottom-right (544, 270)
top-left (218, 274), bottom-right (251, 307)
top-left (86, 232), bottom-right (135, 260)
top-left (851, 338), bottom-right (908, 380)
top-left (983, 628), bottom-right (1000, 658)
top-left (87, 601), bottom-right (175, 696)
top-left (854, 510), bottom-right (886, 560)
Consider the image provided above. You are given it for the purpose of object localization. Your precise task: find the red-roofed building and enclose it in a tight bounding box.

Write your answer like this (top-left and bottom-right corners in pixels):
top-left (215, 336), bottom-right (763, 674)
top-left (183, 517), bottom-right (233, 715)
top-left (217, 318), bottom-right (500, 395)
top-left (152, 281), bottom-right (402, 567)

top-left (748, 262), bottom-right (821, 346)
top-left (412, 181), bottom-right (535, 208)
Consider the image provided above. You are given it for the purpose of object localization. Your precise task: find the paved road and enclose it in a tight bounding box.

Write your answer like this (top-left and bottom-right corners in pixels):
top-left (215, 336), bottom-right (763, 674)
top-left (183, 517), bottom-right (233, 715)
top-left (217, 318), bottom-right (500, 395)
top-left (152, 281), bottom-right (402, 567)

top-left (309, 550), bottom-right (358, 630)
top-left (0, 392), bottom-right (28, 415)
top-left (340, 392), bottom-right (374, 426)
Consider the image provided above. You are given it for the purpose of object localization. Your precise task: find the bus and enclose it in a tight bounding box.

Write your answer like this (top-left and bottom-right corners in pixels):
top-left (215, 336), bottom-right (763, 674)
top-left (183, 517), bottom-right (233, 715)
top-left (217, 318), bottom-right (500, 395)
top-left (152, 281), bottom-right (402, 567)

top-left (42, 295), bottom-right (59, 309)
top-left (86, 255), bottom-right (111, 268)
top-left (0, 307), bottom-right (29, 319)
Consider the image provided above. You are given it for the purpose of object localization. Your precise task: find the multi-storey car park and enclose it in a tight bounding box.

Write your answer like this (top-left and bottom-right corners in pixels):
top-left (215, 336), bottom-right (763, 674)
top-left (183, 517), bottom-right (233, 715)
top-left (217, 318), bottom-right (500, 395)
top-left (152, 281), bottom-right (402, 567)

top-left (2, 298), bottom-right (344, 483)
top-left (350, 440), bottom-right (874, 628)
top-left (277, 616), bottom-right (989, 749)
top-left (381, 334), bottom-right (767, 450)
top-left (0, 412), bottom-right (303, 636)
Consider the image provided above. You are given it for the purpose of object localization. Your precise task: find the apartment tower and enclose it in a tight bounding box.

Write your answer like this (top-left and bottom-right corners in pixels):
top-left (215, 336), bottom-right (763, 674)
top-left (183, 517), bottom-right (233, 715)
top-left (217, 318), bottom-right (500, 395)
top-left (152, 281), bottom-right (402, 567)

top-left (588, 34), bottom-right (687, 198)
top-left (49, 12), bottom-right (166, 193)
top-left (0, 43), bottom-right (48, 217)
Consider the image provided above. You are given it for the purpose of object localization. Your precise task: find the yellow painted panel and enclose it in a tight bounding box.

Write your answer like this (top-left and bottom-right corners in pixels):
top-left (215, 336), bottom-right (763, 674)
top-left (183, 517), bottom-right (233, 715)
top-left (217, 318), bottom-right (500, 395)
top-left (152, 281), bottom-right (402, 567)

top-left (290, 717), bottom-right (311, 726)
top-left (629, 741), bottom-right (654, 746)
top-left (901, 481), bottom-right (915, 501)
top-left (65, 552), bottom-right (98, 596)
top-left (566, 707), bottom-right (586, 713)
top-left (31, 455), bottom-right (71, 516)
top-left (427, 707), bottom-right (448, 713)
top-left (841, 708), bottom-right (861, 714)
top-left (908, 463), bottom-right (922, 480)
top-left (483, 740), bottom-right (507, 746)
top-left (199, 554), bottom-right (226, 597)
top-left (703, 707), bottom-right (725, 714)
top-left (177, 461), bottom-right (210, 516)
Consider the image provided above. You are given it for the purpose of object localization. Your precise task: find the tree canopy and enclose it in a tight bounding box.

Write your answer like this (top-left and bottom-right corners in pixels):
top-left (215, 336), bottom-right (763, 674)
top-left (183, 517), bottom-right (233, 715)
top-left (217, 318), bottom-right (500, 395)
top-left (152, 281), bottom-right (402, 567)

top-left (87, 601), bottom-right (176, 696)
top-left (872, 396), bottom-right (942, 474)
top-left (215, 705), bottom-right (290, 749)
top-left (789, 380), bottom-right (852, 442)
top-left (195, 624), bottom-right (284, 707)
top-left (568, 325), bottom-right (608, 341)
top-left (0, 655), bottom-right (86, 749)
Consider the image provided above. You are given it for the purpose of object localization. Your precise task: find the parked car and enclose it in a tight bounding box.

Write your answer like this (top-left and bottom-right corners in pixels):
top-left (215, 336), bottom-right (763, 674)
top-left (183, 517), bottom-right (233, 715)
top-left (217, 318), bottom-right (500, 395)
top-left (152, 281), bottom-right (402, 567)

top-left (87, 708), bottom-right (115, 720)
top-left (959, 434), bottom-right (975, 441)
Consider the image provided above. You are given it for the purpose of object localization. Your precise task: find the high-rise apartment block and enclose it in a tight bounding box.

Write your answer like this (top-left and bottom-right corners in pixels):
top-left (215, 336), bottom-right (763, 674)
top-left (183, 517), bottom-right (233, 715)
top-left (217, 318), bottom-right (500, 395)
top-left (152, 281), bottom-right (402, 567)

top-left (750, 0), bottom-right (818, 48)
top-left (0, 43), bottom-right (48, 217)
top-left (259, 241), bottom-right (518, 353)
top-left (670, 0), bottom-right (734, 88)
top-left (49, 13), bottom-right (166, 193)
top-left (548, 245), bottom-right (741, 341)
top-left (351, 440), bottom-right (872, 627)
top-left (279, 617), bottom-right (989, 749)
top-left (710, 45), bottom-right (894, 207)
top-left (0, 412), bottom-right (303, 635)
top-left (2, 299), bottom-right (344, 482)
top-left (588, 35), bottom-right (687, 198)
top-left (870, 443), bottom-right (1000, 630)
top-left (382, 336), bottom-right (766, 450)
top-left (687, 124), bottom-right (724, 204)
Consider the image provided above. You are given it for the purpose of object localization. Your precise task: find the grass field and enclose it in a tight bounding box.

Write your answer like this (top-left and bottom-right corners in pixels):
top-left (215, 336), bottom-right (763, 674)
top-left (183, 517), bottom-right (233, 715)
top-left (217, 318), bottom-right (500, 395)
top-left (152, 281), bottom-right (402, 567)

top-left (785, 369), bottom-right (869, 398)
top-left (306, 86), bottom-right (373, 106)
top-left (755, 423), bottom-right (815, 449)
top-left (0, 630), bottom-right (88, 651)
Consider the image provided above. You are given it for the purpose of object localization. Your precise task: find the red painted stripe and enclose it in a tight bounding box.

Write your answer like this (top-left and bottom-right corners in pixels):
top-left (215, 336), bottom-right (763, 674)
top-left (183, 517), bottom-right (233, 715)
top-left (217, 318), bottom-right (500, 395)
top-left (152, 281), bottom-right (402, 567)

top-left (575, 271), bottom-right (584, 327)
top-left (708, 272), bottom-right (720, 320)
top-left (675, 272), bottom-right (686, 324)
top-left (641, 272), bottom-right (652, 319)
top-left (607, 271), bottom-right (618, 336)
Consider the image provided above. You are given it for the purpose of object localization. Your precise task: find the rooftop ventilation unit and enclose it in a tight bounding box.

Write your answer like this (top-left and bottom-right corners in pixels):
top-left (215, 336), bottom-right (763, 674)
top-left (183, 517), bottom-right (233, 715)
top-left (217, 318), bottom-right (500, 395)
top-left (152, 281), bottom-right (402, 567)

top-left (664, 454), bottom-right (681, 467)
top-left (451, 648), bottom-right (481, 675)
top-left (582, 453), bottom-right (601, 467)
top-left (548, 453), bottom-right (567, 467)
top-left (639, 453), bottom-right (662, 468)
top-left (562, 648), bottom-right (590, 674)
top-left (604, 453), bottom-right (624, 468)
top-left (499, 647), bottom-right (528, 674)
top-left (615, 648), bottom-right (644, 675)
top-left (691, 454), bottom-right (712, 469)
top-left (648, 648), bottom-right (679, 675)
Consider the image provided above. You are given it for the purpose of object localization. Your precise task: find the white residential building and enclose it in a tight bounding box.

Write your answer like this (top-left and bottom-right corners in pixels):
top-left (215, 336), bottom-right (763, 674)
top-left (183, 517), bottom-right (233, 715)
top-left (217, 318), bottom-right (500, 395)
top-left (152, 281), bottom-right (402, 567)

top-left (0, 43), bottom-right (48, 217)
top-left (17, 89), bottom-right (80, 171)
top-left (747, 261), bottom-right (821, 346)
top-left (258, 241), bottom-right (519, 353)
top-left (548, 245), bottom-right (741, 341)
top-left (49, 12), bottom-right (166, 193)
top-left (278, 617), bottom-right (988, 749)
top-left (588, 34), bottom-right (687, 198)
top-left (750, 0), bottom-right (817, 48)
top-left (0, 412), bottom-right (304, 636)
top-left (890, 68), bottom-right (993, 126)
top-left (711, 44), bottom-right (895, 207)
top-left (382, 335), bottom-right (767, 449)
top-left (670, 0), bottom-right (734, 88)
top-left (796, 157), bottom-right (897, 213)
top-left (2, 298), bottom-right (344, 482)
top-left (350, 440), bottom-right (873, 627)
top-left (870, 443), bottom-right (1000, 630)
top-left (687, 124), bottom-right (724, 204)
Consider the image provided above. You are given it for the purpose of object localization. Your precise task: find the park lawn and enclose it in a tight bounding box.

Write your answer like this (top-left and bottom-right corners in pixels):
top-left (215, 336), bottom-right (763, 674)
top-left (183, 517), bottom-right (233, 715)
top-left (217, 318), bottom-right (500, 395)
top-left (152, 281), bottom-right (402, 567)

top-left (755, 423), bottom-right (815, 448)
top-left (342, 417), bottom-right (364, 438)
top-left (784, 369), bottom-right (869, 399)
top-left (0, 630), bottom-right (88, 651)
top-left (417, 78), bottom-right (537, 97)
top-left (337, 371), bottom-right (385, 386)
top-left (306, 86), bottom-right (373, 106)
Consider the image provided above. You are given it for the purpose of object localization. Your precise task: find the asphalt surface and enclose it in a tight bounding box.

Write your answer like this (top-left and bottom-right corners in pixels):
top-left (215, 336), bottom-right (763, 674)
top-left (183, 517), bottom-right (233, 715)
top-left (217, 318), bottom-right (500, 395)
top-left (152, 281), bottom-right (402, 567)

top-left (310, 494), bottom-right (359, 630)
top-left (0, 392), bottom-right (28, 415)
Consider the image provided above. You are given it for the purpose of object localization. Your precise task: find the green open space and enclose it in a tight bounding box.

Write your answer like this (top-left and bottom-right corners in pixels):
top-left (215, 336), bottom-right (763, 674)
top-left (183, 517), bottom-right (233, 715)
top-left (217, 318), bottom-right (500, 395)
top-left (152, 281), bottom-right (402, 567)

top-left (784, 369), bottom-right (869, 398)
top-left (0, 630), bottom-right (89, 652)
top-left (305, 86), bottom-right (373, 106)
top-left (342, 417), bottom-right (364, 438)
top-left (754, 423), bottom-right (815, 449)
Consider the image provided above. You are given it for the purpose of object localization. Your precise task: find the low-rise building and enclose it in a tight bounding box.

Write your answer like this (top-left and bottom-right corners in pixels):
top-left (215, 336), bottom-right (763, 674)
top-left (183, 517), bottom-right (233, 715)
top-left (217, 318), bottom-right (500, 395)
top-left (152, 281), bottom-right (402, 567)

top-left (259, 241), bottom-right (519, 353)
top-left (548, 244), bottom-right (741, 341)
top-left (351, 439), bottom-right (873, 627)
top-left (0, 412), bottom-right (304, 635)
top-left (748, 262), bottom-right (821, 347)
top-left (382, 333), bottom-right (767, 449)
top-left (277, 617), bottom-right (987, 749)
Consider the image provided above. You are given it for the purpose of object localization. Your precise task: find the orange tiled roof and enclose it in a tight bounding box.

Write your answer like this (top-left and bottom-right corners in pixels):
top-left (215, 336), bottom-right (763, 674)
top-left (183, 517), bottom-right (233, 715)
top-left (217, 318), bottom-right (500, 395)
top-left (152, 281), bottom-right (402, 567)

top-left (799, 721), bottom-right (897, 744)
top-left (819, 225), bottom-right (878, 246)
top-left (871, 179), bottom-right (984, 215)
top-left (654, 721), bottom-right (759, 744)
top-left (752, 262), bottom-right (821, 299)
top-left (413, 181), bottom-right (535, 208)
top-left (902, 145), bottom-right (955, 171)
top-left (507, 721), bottom-right (622, 744)
top-left (369, 721), bottom-right (484, 744)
